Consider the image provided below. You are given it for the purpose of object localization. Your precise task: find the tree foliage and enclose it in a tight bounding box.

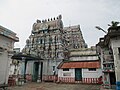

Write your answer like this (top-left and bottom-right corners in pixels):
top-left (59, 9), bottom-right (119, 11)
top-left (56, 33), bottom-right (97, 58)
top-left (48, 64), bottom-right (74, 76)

top-left (108, 21), bottom-right (120, 27)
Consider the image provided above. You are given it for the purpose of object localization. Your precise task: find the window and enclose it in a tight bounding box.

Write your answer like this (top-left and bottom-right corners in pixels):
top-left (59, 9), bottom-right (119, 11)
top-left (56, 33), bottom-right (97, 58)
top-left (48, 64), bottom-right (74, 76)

top-left (63, 69), bottom-right (69, 71)
top-left (63, 73), bottom-right (71, 76)
top-left (44, 30), bottom-right (48, 33)
top-left (118, 48), bottom-right (120, 54)
top-left (53, 66), bottom-right (55, 71)
top-left (118, 48), bottom-right (120, 60)
top-left (88, 68), bottom-right (96, 71)
top-left (40, 39), bottom-right (42, 44)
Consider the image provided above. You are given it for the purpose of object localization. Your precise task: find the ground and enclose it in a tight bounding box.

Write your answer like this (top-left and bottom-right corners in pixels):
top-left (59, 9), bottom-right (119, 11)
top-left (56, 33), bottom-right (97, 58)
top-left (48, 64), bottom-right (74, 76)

top-left (8, 82), bottom-right (100, 90)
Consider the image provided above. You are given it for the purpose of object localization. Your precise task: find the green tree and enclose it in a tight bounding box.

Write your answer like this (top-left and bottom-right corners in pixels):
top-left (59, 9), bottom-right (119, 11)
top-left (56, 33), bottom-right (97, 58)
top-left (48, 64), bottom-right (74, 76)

top-left (108, 21), bottom-right (120, 27)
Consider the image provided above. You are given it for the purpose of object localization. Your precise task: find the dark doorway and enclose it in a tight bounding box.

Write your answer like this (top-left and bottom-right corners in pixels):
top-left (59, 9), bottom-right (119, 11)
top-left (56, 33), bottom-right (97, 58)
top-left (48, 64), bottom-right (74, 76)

top-left (75, 68), bottom-right (82, 81)
top-left (109, 72), bottom-right (116, 85)
top-left (33, 62), bottom-right (39, 82)
top-left (40, 62), bottom-right (43, 81)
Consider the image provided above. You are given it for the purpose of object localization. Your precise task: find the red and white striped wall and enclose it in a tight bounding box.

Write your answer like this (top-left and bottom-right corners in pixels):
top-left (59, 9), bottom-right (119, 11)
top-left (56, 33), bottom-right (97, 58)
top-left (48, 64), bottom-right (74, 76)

top-left (57, 77), bottom-right (99, 84)
top-left (42, 75), bottom-right (102, 84)
top-left (42, 75), bottom-right (57, 82)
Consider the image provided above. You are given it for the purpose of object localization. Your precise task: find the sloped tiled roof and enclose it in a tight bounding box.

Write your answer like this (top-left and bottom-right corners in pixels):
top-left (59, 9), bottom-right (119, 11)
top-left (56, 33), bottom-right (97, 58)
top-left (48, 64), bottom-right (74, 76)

top-left (58, 61), bottom-right (100, 69)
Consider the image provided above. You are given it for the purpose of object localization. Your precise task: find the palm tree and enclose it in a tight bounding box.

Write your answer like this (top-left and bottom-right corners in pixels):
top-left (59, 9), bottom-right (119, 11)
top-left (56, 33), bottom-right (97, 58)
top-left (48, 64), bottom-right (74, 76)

top-left (108, 21), bottom-right (120, 27)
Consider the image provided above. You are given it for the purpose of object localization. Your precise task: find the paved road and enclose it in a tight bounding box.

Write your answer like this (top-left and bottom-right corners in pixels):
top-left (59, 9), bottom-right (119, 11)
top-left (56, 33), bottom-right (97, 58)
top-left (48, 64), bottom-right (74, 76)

top-left (8, 82), bottom-right (100, 90)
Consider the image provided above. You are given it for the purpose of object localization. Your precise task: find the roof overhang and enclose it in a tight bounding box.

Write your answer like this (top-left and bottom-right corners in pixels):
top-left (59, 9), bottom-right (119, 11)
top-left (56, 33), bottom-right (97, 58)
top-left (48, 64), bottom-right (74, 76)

top-left (58, 60), bottom-right (100, 69)
top-left (11, 52), bottom-right (43, 61)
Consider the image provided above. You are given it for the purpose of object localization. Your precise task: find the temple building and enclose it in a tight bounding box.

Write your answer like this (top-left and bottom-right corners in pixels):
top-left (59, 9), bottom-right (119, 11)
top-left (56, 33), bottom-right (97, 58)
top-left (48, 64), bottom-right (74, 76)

top-left (0, 25), bottom-right (19, 84)
top-left (96, 25), bottom-right (120, 89)
top-left (22, 15), bottom-right (65, 82)
top-left (63, 25), bottom-right (87, 50)
top-left (22, 15), bottom-right (87, 82)
top-left (57, 25), bottom-right (102, 84)
top-left (57, 46), bottom-right (102, 84)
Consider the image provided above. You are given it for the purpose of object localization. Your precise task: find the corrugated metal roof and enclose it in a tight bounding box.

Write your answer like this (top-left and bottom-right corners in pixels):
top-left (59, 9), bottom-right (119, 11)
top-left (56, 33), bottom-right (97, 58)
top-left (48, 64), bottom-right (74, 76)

top-left (59, 61), bottom-right (100, 69)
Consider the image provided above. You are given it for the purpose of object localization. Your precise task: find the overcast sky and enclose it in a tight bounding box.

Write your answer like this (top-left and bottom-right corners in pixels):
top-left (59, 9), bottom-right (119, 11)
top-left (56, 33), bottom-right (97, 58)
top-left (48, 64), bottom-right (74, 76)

top-left (0, 0), bottom-right (120, 49)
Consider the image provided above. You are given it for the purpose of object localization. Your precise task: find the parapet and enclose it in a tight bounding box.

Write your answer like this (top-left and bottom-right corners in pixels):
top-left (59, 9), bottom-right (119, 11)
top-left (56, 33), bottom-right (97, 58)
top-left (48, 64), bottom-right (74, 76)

top-left (32, 15), bottom-right (63, 32)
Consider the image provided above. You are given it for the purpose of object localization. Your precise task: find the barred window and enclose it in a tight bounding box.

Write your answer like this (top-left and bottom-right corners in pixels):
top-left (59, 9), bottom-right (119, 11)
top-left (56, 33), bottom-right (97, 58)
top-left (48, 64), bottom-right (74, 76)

top-left (63, 69), bottom-right (69, 71)
top-left (88, 68), bottom-right (96, 71)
